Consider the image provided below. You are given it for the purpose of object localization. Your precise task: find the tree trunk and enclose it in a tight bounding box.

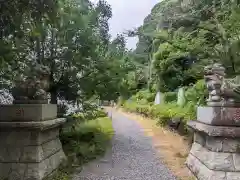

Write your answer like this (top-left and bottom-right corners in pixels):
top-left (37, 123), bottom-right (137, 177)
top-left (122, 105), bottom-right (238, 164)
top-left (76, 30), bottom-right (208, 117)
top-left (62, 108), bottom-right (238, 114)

top-left (50, 90), bottom-right (58, 104)
top-left (36, 37), bottom-right (41, 64)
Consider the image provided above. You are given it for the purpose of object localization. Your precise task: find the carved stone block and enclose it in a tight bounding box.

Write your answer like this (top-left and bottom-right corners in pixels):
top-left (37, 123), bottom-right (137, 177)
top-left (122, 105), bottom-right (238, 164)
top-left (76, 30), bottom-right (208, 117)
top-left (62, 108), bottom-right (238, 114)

top-left (0, 104), bottom-right (66, 180)
top-left (198, 106), bottom-right (240, 126)
top-left (187, 121), bottom-right (240, 138)
top-left (190, 143), bottom-right (234, 171)
top-left (186, 154), bottom-right (227, 180)
top-left (0, 104), bottom-right (57, 122)
top-left (0, 150), bottom-right (66, 180)
top-left (187, 121), bottom-right (240, 179)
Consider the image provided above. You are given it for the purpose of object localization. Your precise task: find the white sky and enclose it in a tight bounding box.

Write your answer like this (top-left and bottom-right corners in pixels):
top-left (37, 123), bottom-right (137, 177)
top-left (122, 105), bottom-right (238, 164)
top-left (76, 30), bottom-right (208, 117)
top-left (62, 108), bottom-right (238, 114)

top-left (91, 0), bottom-right (160, 49)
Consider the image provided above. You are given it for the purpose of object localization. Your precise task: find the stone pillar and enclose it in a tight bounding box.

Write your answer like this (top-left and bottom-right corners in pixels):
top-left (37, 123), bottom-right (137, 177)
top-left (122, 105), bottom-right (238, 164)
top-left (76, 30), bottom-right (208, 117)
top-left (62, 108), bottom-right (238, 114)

top-left (186, 106), bottom-right (240, 180)
top-left (0, 104), bottom-right (66, 180)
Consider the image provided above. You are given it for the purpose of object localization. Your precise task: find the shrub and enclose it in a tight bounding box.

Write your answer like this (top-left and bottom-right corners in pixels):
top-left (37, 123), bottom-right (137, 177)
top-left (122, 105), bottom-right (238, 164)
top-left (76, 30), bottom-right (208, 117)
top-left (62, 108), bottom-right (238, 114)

top-left (164, 92), bottom-right (177, 103)
top-left (122, 98), bottom-right (196, 128)
top-left (52, 105), bottom-right (112, 180)
top-left (152, 103), bottom-right (181, 126)
top-left (123, 101), bottom-right (151, 116)
top-left (82, 102), bottom-right (99, 112)
top-left (72, 108), bottom-right (107, 122)
top-left (121, 79), bottom-right (205, 131)
top-left (63, 106), bottom-right (107, 133)
top-left (57, 103), bottom-right (69, 117)
top-left (131, 89), bottom-right (155, 103)
top-left (145, 91), bottom-right (155, 103)
top-left (122, 101), bottom-right (138, 113)
top-left (153, 102), bottom-right (196, 126)
top-left (185, 79), bottom-right (207, 106)
top-left (60, 117), bottom-right (114, 165)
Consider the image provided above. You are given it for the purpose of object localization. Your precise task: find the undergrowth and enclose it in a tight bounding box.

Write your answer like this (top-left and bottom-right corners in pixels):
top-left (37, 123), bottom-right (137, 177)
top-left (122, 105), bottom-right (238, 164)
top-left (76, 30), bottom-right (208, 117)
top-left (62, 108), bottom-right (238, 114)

top-left (120, 80), bottom-right (207, 133)
top-left (45, 109), bottom-right (114, 180)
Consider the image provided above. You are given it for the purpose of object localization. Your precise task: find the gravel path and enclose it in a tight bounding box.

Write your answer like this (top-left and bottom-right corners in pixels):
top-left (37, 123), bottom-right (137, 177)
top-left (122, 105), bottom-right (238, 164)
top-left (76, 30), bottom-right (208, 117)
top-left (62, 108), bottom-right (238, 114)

top-left (72, 109), bottom-right (177, 180)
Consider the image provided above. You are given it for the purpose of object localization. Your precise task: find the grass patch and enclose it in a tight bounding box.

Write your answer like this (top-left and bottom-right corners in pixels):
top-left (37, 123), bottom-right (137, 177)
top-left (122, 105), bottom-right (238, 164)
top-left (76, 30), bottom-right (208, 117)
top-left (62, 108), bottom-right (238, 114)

top-left (45, 116), bottom-right (114, 180)
top-left (44, 164), bottom-right (74, 180)
top-left (61, 117), bottom-right (114, 164)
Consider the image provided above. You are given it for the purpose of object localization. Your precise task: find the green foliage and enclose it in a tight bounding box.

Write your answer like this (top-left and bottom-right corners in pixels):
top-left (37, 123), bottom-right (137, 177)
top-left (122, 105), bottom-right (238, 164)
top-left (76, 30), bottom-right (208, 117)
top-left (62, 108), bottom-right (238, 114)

top-left (120, 0), bottom-right (229, 133)
top-left (163, 92), bottom-right (177, 103)
top-left (150, 104), bottom-right (177, 126)
top-left (64, 107), bottom-right (107, 132)
top-left (185, 79), bottom-right (207, 106)
top-left (72, 109), bottom-right (107, 122)
top-left (123, 100), bottom-right (196, 128)
top-left (123, 101), bottom-right (151, 116)
top-left (128, 0), bottom-right (240, 93)
top-left (46, 105), bottom-right (112, 180)
top-left (0, 0), bottom-right (144, 103)
top-left (0, 0), bottom-right (58, 38)
top-left (0, 0), bottom-right (121, 103)
top-left (60, 117), bottom-right (114, 165)
top-left (55, 109), bottom-right (113, 180)
top-left (131, 89), bottom-right (155, 103)
top-left (121, 79), bottom-right (206, 131)
top-left (57, 103), bottom-right (69, 118)
top-left (44, 164), bottom-right (73, 180)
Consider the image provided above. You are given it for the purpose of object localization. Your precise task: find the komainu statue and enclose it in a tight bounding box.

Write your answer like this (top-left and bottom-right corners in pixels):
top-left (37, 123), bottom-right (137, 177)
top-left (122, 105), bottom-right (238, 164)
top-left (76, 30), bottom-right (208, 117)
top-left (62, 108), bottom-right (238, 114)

top-left (12, 64), bottom-right (50, 104)
top-left (204, 63), bottom-right (240, 106)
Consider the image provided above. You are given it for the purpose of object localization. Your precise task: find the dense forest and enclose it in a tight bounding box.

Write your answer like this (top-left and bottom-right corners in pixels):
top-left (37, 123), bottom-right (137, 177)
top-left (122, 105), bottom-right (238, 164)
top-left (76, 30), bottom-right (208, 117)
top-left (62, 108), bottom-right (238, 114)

top-left (130, 0), bottom-right (240, 92)
top-left (120, 0), bottom-right (240, 125)
top-left (0, 0), bottom-right (137, 104)
top-left (2, 0), bottom-right (240, 111)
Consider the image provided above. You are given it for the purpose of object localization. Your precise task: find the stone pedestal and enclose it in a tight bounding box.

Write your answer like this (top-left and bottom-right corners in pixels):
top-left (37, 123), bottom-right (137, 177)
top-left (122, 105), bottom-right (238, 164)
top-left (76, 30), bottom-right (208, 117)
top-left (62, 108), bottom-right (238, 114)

top-left (186, 106), bottom-right (240, 180)
top-left (0, 104), bottom-right (67, 180)
top-left (197, 106), bottom-right (240, 126)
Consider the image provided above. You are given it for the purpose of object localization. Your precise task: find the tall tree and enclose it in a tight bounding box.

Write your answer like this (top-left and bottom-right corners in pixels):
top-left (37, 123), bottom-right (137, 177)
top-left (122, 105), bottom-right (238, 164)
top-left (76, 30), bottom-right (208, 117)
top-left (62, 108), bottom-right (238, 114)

top-left (1, 0), bottom-right (115, 104)
top-left (129, 0), bottom-right (240, 92)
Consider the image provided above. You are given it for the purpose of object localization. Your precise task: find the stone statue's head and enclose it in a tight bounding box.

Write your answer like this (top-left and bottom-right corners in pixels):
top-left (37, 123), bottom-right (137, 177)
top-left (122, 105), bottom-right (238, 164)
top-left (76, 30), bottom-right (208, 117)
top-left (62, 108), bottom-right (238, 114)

top-left (204, 63), bottom-right (225, 77)
top-left (11, 64), bottom-right (51, 104)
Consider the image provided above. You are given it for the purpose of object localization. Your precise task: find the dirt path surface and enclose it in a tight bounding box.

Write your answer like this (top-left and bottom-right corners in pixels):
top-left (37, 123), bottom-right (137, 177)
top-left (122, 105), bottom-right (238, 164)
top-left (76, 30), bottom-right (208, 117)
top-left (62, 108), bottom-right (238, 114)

top-left (72, 108), bottom-right (177, 180)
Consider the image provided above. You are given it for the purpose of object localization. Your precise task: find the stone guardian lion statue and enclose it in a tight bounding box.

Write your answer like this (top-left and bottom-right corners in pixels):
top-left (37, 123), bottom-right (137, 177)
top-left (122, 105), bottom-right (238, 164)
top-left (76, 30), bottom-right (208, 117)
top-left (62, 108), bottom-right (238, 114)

top-left (11, 64), bottom-right (50, 104)
top-left (204, 63), bottom-right (240, 107)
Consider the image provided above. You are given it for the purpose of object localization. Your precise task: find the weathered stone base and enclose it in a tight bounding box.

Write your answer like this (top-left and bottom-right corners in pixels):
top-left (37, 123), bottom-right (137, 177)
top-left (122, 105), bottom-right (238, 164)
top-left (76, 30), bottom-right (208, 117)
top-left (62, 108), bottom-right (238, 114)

top-left (186, 153), bottom-right (240, 180)
top-left (0, 149), bottom-right (66, 180)
top-left (197, 106), bottom-right (240, 126)
top-left (186, 120), bottom-right (240, 180)
top-left (0, 118), bottom-right (66, 180)
top-left (0, 104), bottom-right (57, 122)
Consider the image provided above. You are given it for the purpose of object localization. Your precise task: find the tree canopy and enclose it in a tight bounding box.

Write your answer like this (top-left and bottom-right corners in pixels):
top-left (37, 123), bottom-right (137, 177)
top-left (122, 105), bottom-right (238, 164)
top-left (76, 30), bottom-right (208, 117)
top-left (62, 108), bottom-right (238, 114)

top-left (0, 0), bottom-right (123, 102)
top-left (126, 0), bottom-right (240, 92)
top-left (3, 0), bottom-right (240, 103)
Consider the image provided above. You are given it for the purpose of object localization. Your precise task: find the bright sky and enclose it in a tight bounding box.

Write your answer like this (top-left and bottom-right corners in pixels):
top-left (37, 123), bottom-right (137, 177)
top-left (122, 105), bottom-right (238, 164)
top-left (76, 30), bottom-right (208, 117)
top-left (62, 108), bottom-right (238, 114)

top-left (91, 0), bottom-right (160, 49)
